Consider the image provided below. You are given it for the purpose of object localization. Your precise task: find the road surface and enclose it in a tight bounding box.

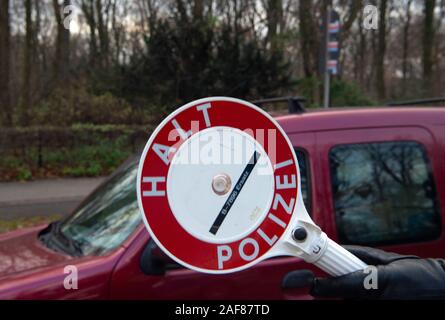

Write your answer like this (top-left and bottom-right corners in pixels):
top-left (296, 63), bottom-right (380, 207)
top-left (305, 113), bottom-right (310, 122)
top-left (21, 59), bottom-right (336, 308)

top-left (0, 177), bottom-right (106, 220)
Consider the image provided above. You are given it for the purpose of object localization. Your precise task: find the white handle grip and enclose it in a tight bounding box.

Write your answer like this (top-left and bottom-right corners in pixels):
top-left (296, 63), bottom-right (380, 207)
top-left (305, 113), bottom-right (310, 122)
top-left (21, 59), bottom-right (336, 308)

top-left (314, 237), bottom-right (367, 276)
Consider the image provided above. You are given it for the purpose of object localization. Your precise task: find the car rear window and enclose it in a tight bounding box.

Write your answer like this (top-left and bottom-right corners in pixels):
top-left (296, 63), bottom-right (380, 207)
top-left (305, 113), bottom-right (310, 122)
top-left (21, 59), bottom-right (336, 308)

top-left (330, 141), bottom-right (441, 245)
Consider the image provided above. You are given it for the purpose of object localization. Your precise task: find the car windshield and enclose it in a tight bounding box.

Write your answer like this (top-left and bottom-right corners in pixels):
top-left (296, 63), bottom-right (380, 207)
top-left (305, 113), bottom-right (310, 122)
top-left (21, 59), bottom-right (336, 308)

top-left (59, 159), bottom-right (142, 256)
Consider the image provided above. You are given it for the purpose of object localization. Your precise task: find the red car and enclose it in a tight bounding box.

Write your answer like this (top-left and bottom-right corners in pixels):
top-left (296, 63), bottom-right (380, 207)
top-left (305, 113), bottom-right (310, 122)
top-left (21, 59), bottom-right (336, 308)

top-left (0, 107), bottom-right (444, 299)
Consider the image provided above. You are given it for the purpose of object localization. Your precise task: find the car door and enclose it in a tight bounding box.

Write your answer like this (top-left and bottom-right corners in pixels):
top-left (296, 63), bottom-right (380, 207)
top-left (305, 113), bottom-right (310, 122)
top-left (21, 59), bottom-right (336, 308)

top-left (110, 132), bottom-right (320, 300)
top-left (315, 126), bottom-right (445, 258)
top-left (111, 227), bottom-right (320, 300)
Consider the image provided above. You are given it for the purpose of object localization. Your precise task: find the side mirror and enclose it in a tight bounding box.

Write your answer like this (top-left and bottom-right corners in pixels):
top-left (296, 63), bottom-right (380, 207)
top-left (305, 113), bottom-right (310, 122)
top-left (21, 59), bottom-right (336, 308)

top-left (140, 239), bottom-right (168, 276)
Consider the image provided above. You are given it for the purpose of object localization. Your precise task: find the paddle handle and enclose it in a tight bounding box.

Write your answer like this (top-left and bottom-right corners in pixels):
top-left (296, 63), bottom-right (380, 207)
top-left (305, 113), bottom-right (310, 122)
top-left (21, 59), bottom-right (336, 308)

top-left (314, 237), bottom-right (367, 276)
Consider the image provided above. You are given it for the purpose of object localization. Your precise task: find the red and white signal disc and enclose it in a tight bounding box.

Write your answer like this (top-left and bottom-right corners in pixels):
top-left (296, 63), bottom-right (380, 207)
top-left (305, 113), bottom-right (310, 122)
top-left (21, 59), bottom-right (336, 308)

top-left (137, 97), bottom-right (300, 273)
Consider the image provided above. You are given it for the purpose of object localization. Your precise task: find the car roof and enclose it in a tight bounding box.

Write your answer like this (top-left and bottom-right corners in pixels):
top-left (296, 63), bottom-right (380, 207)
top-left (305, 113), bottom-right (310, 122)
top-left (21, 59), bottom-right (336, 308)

top-left (273, 107), bottom-right (445, 134)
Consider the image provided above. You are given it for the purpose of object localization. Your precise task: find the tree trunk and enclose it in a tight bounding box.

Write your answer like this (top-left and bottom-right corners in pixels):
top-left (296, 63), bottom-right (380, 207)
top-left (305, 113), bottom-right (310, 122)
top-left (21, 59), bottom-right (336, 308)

top-left (193, 0), bottom-right (204, 20)
top-left (358, 8), bottom-right (367, 89)
top-left (81, 0), bottom-right (98, 66)
top-left (0, 0), bottom-right (11, 126)
top-left (375, 0), bottom-right (387, 101)
top-left (298, 0), bottom-right (321, 104)
top-left (339, 0), bottom-right (362, 41)
top-left (401, 0), bottom-right (412, 97)
top-left (53, 0), bottom-right (71, 82)
top-left (299, 0), bottom-right (319, 78)
top-left (21, 0), bottom-right (33, 126)
top-left (423, 0), bottom-right (436, 96)
top-left (338, 0), bottom-right (362, 79)
top-left (266, 0), bottom-right (283, 54)
top-left (96, 0), bottom-right (110, 68)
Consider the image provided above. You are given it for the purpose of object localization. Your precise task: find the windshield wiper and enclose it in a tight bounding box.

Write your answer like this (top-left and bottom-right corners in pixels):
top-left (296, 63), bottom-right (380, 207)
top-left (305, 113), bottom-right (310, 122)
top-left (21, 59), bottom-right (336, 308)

top-left (39, 221), bottom-right (84, 257)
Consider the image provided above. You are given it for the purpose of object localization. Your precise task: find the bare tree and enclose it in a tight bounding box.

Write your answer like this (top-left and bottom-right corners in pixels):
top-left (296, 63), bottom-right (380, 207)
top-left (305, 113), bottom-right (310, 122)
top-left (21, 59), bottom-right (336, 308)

top-left (79, 0), bottom-right (98, 65)
top-left (21, 0), bottom-right (33, 125)
top-left (0, 0), bottom-right (11, 126)
top-left (375, 0), bottom-right (388, 100)
top-left (265, 0), bottom-right (283, 53)
top-left (355, 7), bottom-right (368, 89)
top-left (53, 0), bottom-right (71, 82)
top-left (337, 0), bottom-right (363, 43)
top-left (78, 0), bottom-right (112, 68)
top-left (337, 0), bottom-right (363, 79)
top-left (137, 0), bottom-right (160, 33)
top-left (423, 0), bottom-right (436, 96)
top-left (298, 0), bottom-right (321, 77)
top-left (402, 0), bottom-right (413, 96)
top-left (96, 0), bottom-right (111, 68)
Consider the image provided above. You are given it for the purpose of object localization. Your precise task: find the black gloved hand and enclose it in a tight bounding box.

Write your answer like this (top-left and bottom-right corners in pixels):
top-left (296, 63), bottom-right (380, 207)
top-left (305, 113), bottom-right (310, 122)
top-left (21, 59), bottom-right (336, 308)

top-left (311, 245), bottom-right (445, 300)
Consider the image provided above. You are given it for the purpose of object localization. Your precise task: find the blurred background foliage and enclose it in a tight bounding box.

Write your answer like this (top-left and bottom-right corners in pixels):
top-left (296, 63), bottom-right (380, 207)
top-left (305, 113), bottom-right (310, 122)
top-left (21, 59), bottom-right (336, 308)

top-left (0, 125), bottom-right (148, 180)
top-left (0, 0), bottom-right (444, 179)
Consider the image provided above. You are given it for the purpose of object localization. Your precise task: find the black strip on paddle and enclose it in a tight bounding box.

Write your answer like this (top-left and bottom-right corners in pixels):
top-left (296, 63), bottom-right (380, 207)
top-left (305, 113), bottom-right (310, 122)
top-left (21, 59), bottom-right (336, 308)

top-left (209, 151), bottom-right (261, 235)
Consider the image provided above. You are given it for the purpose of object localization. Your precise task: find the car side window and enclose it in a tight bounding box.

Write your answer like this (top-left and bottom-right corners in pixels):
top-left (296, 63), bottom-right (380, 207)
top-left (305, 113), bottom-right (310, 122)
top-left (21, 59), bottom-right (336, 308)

top-left (294, 148), bottom-right (311, 215)
top-left (330, 141), bottom-right (441, 245)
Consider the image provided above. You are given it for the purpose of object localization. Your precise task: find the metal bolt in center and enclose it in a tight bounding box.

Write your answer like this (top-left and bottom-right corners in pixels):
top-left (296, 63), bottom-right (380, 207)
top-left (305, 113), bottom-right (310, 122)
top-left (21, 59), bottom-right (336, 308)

top-left (212, 173), bottom-right (232, 196)
top-left (292, 227), bottom-right (308, 242)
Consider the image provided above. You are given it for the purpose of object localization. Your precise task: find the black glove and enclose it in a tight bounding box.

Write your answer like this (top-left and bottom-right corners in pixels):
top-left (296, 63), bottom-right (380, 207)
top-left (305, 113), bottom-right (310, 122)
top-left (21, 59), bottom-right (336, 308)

top-left (311, 245), bottom-right (445, 300)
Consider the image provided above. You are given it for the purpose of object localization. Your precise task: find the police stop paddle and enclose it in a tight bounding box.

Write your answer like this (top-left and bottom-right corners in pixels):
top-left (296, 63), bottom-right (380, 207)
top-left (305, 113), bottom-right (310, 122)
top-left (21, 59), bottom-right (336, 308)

top-left (137, 97), bottom-right (367, 275)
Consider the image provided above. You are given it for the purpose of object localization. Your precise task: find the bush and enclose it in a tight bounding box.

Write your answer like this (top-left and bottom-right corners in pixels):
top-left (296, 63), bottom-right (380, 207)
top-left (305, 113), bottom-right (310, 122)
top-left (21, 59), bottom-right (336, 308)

top-left (0, 215), bottom-right (61, 234)
top-left (296, 76), bottom-right (322, 108)
top-left (31, 81), bottom-right (154, 126)
top-left (295, 78), bottom-right (376, 108)
top-left (0, 125), bottom-right (148, 181)
top-left (331, 79), bottom-right (375, 107)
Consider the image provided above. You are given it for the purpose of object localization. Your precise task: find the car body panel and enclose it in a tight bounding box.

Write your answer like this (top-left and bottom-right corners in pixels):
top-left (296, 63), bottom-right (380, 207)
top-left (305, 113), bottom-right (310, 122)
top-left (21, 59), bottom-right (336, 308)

top-left (0, 226), bottom-right (125, 299)
top-left (110, 226), bottom-right (321, 300)
top-left (0, 225), bottom-right (72, 278)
